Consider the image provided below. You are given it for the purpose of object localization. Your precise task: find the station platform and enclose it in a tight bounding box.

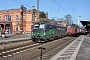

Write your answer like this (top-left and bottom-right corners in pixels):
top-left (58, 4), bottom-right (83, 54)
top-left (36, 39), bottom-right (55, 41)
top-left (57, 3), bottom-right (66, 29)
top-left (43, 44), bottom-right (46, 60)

top-left (50, 35), bottom-right (90, 60)
top-left (0, 34), bottom-right (31, 43)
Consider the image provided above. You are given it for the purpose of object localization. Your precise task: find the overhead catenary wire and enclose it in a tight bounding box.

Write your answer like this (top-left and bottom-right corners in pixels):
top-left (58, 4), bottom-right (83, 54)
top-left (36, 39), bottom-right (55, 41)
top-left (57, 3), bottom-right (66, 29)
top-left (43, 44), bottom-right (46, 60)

top-left (53, 0), bottom-right (78, 25)
top-left (40, 1), bottom-right (59, 12)
top-left (66, 0), bottom-right (73, 10)
top-left (65, 0), bottom-right (78, 16)
top-left (40, 0), bottom-right (63, 19)
top-left (13, 0), bottom-right (57, 19)
top-left (13, 0), bottom-right (73, 21)
top-left (65, 0), bottom-right (81, 25)
top-left (13, 0), bottom-right (31, 8)
top-left (53, 0), bottom-right (68, 14)
top-left (13, 0), bottom-right (64, 15)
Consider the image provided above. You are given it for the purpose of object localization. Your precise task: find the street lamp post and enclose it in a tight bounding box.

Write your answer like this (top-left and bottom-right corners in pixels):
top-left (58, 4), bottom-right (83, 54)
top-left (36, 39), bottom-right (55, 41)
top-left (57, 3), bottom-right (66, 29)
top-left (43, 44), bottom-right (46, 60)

top-left (20, 4), bottom-right (26, 34)
top-left (20, 4), bottom-right (23, 34)
top-left (32, 5), bottom-right (35, 23)
top-left (32, 5), bottom-right (35, 9)
top-left (38, 47), bottom-right (46, 60)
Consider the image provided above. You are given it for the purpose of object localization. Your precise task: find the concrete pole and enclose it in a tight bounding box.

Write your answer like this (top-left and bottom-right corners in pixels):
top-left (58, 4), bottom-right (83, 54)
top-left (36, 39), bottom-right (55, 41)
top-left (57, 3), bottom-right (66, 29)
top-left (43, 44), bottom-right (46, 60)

top-left (78, 16), bottom-right (81, 27)
top-left (37, 0), bottom-right (39, 22)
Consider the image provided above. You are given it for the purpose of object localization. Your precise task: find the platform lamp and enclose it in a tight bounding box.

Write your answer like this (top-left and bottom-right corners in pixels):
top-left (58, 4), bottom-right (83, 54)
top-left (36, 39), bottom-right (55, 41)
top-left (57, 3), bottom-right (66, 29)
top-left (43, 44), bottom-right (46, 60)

top-left (20, 4), bottom-right (24, 34)
top-left (32, 5), bottom-right (35, 23)
top-left (38, 47), bottom-right (46, 60)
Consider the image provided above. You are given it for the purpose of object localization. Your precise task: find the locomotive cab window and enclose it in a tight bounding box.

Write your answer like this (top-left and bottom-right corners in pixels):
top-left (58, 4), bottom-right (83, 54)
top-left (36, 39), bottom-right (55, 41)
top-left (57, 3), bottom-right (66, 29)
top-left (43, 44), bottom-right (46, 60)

top-left (33, 24), bottom-right (45, 29)
top-left (34, 24), bottom-right (39, 29)
top-left (39, 24), bottom-right (45, 28)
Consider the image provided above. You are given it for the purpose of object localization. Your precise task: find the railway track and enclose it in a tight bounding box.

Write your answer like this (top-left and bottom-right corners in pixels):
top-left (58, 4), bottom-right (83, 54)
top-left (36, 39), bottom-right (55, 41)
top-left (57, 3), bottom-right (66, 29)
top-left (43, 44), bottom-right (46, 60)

top-left (0, 43), bottom-right (39, 57)
top-left (29, 37), bottom-right (77, 60)
top-left (0, 41), bottom-right (41, 60)
top-left (0, 36), bottom-right (77, 60)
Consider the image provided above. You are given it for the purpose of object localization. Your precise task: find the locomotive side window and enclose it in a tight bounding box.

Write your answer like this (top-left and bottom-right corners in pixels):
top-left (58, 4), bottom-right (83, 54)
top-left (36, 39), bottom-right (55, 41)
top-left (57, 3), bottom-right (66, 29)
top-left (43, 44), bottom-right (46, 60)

top-left (34, 24), bottom-right (39, 29)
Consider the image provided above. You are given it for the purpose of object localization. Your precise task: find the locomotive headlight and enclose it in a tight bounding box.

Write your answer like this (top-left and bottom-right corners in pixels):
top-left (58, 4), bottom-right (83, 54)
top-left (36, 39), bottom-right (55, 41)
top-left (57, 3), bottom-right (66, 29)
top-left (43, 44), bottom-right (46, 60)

top-left (31, 32), bottom-right (33, 35)
top-left (44, 32), bottom-right (46, 35)
top-left (37, 33), bottom-right (39, 34)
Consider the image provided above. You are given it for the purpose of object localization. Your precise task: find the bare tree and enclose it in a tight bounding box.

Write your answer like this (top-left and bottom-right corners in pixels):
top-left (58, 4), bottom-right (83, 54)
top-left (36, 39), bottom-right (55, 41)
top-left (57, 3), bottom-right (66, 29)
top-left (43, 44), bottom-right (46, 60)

top-left (64, 14), bottom-right (73, 26)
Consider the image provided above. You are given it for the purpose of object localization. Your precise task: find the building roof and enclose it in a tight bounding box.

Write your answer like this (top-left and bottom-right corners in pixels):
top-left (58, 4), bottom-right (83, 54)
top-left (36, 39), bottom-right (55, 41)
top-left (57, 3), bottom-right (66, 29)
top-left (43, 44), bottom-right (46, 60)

top-left (80, 21), bottom-right (90, 26)
top-left (80, 21), bottom-right (90, 31)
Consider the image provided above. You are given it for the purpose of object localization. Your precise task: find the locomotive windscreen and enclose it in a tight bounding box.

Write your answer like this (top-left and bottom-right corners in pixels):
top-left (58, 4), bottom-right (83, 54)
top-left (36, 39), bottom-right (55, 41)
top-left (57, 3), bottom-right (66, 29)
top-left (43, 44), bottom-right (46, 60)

top-left (39, 24), bottom-right (45, 28)
top-left (33, 24), bottom-right (45, 29)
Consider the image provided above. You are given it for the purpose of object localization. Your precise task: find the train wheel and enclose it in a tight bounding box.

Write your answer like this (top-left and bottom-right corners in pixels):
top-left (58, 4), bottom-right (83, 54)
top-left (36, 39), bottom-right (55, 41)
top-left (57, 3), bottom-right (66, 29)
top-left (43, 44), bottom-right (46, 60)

top-left (32, 39), bottom-right (39, 43)
top-left (32, 39), bottom-right (36, 42)
top-left (35, 39), bottom-right (40, 43)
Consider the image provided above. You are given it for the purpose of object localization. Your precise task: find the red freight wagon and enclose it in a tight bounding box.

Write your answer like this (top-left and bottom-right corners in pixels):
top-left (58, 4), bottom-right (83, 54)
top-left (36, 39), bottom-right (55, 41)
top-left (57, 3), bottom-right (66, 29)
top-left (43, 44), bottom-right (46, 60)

top-left (77, 28), bottom-right (81, 32)
top-left (66, 27), bottom-right (75, 35)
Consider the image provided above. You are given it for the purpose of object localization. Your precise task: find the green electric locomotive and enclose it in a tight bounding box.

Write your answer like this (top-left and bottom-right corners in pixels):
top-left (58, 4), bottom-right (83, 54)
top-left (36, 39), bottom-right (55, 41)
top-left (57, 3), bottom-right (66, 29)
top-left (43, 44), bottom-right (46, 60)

top-left (31, 21), bottom-right (66, 42)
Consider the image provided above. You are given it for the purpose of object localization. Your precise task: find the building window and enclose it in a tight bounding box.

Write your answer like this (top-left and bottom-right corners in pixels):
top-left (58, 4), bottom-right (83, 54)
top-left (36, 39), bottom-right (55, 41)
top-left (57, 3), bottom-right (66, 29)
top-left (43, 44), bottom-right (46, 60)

top-left (5, 15), bottom-right (7, 21)
top-left (8, 15), bottom-right (11, 21)
top-left (5, 15), bottom-right (11, 21)
top-left (16, 25), bottom-right (18, 31)
top-left (0, 16), bottom-right (1, 21)
top-left (16, 15), bottom-right (18, 21)
top-left (20, 12), bottom-right (23, 19)
top-left (20, 15), bottom-right (22, 19)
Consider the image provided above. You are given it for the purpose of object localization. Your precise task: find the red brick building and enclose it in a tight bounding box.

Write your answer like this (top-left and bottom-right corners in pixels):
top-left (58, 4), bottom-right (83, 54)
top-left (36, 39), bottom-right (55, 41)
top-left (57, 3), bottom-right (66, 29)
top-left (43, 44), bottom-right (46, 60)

top-left (0, 8), bottom-right (37, 33)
